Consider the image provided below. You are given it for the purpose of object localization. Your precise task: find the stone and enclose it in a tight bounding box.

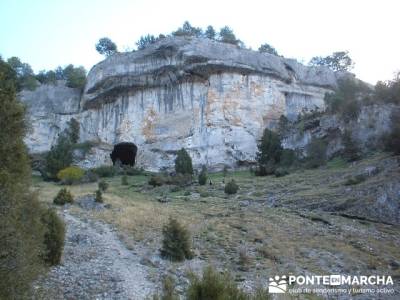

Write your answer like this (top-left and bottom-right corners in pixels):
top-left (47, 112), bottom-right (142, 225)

top-left (22, 37), bottom-right (339, 171)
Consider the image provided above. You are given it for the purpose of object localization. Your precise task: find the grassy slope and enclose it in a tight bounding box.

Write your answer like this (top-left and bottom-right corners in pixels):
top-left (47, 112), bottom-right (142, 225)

top-left (32, 153), bottom-right (400, 291)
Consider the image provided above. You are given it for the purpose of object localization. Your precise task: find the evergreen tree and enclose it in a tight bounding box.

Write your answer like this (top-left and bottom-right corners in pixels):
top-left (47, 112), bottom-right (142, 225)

top-left (198, 165), bottom-right (207, 185)
top-left (174, 148), bottom-right (193, 175)
top-left (0, 58), bottom-right (46, 298)
top-left (256, 128), bottom-right (283, 167)
top-left (218, 26), bottom-right (239, 45)
top-left (95, 37), bottom-right (117, 57)
top-left (258, 43), bottom-right (278, 55)
top-left (342, 130), bottom-right (361, 162)
top-left (205, 25), bottom-right (216, 40)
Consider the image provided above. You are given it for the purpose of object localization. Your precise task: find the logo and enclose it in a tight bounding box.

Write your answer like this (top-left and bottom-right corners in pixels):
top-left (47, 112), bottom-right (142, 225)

top-left (268, 275), bottom-right (287, 293)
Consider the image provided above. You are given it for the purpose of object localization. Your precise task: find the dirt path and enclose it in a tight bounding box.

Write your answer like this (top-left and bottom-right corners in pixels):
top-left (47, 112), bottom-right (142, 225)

top-left (34, 210), bottom-right (154, 299)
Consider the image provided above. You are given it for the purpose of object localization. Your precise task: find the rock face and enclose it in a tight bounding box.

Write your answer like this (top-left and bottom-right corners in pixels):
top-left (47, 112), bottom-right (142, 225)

top-left (22, 37), bottom-right (339, 171)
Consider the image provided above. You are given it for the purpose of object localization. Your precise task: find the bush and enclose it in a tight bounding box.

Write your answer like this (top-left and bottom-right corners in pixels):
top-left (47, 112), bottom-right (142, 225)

top-left (149, 174), bottom-right (165, 187)
top-left (161, 218), bottom-right (193, 261)
top-left (53, 188), bottom-right (74, 205)
top-left (56, 166), bottom-right (85, 184)
top-left (152, 275), bottom-right (179, 300)
top-left (342, 130), bottom-right (361, 162)
top-left (95, 189), bottom-right (103, 203)
top-left (306, 138), bottom-right (327, 168)
top-left (92, 165), bottom-right (117, 177)
top-left (98, 180), bottom-right (109, 192)
top-left (256, 128), bottom-right (282, 176)
top-left (186, 266), bottom-right (248, 300)
top-left (41, 209), bottom-right (65, 265)
top-left (198, 165), bottom-right (207, 185)
top-left (274, 167), bottom-right (289, 177)
top-left (255, 161), bottom-right (276, 176)
top-left (175, 148), bottom-right (193, 175)
top-left (121, 175), bottom-right (129, 185)
top-left (384, 110), bottom-right (400, 155)
top-left (123, 166), bottom-right (144, 176)
top-left (81, 169), bottom-right (99, 183)
top-left (279, 149), bottom-right (296, 168)
top-left (344, 174), bottom-right (367, 186)
top-left (224, 179), bottom-right (239, 195)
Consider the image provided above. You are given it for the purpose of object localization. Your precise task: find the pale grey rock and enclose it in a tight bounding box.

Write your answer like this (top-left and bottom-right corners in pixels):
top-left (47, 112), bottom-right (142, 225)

top-left (23, 37), bottom-right (339, 170)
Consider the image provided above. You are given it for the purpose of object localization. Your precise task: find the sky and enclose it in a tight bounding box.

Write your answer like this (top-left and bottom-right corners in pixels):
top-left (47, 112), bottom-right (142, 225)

top-left (1, 0), bottom-right (399, 84)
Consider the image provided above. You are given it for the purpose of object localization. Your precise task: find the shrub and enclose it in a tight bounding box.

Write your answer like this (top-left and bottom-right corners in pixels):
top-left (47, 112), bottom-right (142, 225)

top-left (41, 209), bottom-right (65, 265)
top-left (56, 166), bottom-right (85, 184)
top-left (384, 110), bottom-right (400, 155)
top-left (121, 175), bottom-right (129, 185)
top-left (198, 165), bottom-right (207, 185)
top-left (95, 189), bottom-right (103, 203)
top-left (306, 138), bottom-right (327, 168)
top-left (175, 148), bottom-right (193, 175)
top-left (274, 167), bottom-right (289, 177)
top-left (224, 179), bottom-right (239, 195)
top-left (123, 166), bottom-right (144, 176)
top-left (344, 174), bottom-right (367, 186)
top-left (152, 275), bottom-right (179, 300)
top-left (81, 169), bottom-right (99, 183)
top-left (279, 149), bottom-right (296, 168)
top-left (161, 218), bottom-right (193, 261)
top-left (92, 165), bottom-right (117, 177)
top-left (255, 161), bottom-right (276, 176)
top-left (186, 266), bottom-right (248, 300)
top-left (256, 128), bottom-right (282, 176)
top-left (98, 180), bottom-right (109, 192)
top-left (53, 188), bottom-right (74, 205)
top-left (342, 130), bottom-right (361, 162)
top-left (149, 174), bottom-right (165, 187)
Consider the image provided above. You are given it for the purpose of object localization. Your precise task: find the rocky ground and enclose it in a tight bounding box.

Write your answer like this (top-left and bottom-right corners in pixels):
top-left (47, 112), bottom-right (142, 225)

top-left (33, 207), bottom-right (154, 299)
top-left (31, 153), bottom-right (400, 299)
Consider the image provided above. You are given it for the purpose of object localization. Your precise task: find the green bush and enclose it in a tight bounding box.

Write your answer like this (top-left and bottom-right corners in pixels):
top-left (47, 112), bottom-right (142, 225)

top-left (41, 209), bottom-right (65, 265)
top-left (121, 175), bottom-right (129, 185)
top-left (279, 149), bottom-right (296, 168)
top-left (98, 180), bottom-right (109, 192)
top-left (152, 275), bottom-right (179, 300)
top-left (274, 167), bottom-right (289, 177)
top-left (224, 179), bottom-right (239, 195)
top-left (149, 174), bottom-right (165, 187)
top-left (306, 138), bottom-right (327, 168)
top-left (95, 189), bottom-right (103, 203)
top-left (81, 169), bottom-right (99, 183)
top-left (198, 166), bottom-right (207, 185)
top-left (344, 174), bottom-right (367, 186)
top-left (53, 188), bottom-right (74, 205)
top-left (186, 266), bottom-right (248, 300)
top-left (123, 166), bottom-right (144, 176)
top-left (256, 128), bottom-right (283, 176)
top-left (342, 130), bottom-right (361, 162)
top-left (384, 110), bottom-right (400, 155)
top-left (175, 148), bottom-right (193, 175)
top-left (161, 218), bottom-right (193, 261)
top-left (92, 165), bottom-right (117, 177)
top-left (56, 166), bottom-right (85, 184)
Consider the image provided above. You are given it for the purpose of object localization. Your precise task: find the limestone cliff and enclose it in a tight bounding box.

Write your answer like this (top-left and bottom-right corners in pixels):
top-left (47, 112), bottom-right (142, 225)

top-left (21, 37), bottom-right (339, 171)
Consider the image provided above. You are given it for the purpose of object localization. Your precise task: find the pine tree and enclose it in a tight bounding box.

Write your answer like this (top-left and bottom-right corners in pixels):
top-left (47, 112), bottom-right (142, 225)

top-left (174, 148), bottom-right (193, 175)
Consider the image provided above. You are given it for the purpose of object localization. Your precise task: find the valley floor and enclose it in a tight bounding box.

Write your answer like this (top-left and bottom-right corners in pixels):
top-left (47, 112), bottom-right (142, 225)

top-left (32, 153), bottom-right (400, 299)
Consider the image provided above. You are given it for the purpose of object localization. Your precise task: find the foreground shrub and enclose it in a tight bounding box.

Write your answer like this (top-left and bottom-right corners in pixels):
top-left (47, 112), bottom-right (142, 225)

top-left (56, 166), bottom-right (85, 184)
top-left (152, 275), bottom-right (179, 300)
top-left (198, 165), bottom-right (207, 185)
top-left (53, 188), bottom-right (74, 205)
top-left (81, 169), bottom-right (99, 183)
top-left (255, 128), bottom-right (283, 176)
top-left (175, 148), bottom-right (193, 175)
top-left (98, 180), bottom-right (109, 192)
top-left (123, 166), bottom-right (145, 176)
top-left (149, 174), bottom-right (165, 187)
top-left (344, 174), bottom-right (367, 186)
top-left (92, 165), bottom-right (117, 177)
top-left (187, 266), bottom-right (248, 300)
top-left (42, 209), bottom-right (65, 265)
top-left (95, 189), bottom-right (103, 203)
top-left (224, 179), bottom-right (239, 195)
top-left (274, 167), bottom-right (289, 177)
top-left (161, 218), bottom-right (193, 261)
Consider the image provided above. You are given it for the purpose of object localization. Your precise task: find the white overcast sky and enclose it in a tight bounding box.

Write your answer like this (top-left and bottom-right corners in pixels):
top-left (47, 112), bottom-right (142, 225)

top-left (1, 0), bottom-right (399, 84)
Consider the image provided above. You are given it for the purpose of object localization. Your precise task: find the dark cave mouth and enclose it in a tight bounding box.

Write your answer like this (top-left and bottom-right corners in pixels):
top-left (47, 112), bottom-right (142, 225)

top-left (110, 142), bottom-right (138, 166)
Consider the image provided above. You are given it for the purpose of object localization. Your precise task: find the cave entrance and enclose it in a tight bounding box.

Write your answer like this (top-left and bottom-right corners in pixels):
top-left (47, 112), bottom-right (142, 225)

top-left (110, 142), bottom-right (138, 167)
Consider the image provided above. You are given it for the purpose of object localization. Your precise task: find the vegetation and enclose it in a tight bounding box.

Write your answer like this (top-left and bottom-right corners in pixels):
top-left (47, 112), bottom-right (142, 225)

top-left (374, 72), bottom-right (400, 104)
top-left (309, 51), bottom-right (354, 71)
top-left (95, 37), bottom-right (118, 57)
top-left (136, 34), bottom-right (165, 50)
top-left (42, 209), bottom-right (65, 265)
top-left (53, 188), bottom-right (74, 205)
top-left (175, 148), bottom-right (193, 175)
top-left (95, 189), bottom-right (103, 203)
top-left (6, 56), bottom-right (37, 90)
top-left (172, 21), bottom-right (203, 38)
top-left (152, 275), bottom-right (179, 300)
top-left (342, 130), bottom-right (361, 162)
top-left (224, 179), bottom-right (239, 194)
top-left (198, 165), bottom-right (208, 185)
top-left (98, 180), bottom-right (109, 192)
top-left (218, 26), bottom-right (239, 45)
top-left (92, 165), bottom-right (117, 177)
top-left (255, 128), bottom-right (283, 176)
top-left (384, 109), bottom-right (400, 155)
top-left (63, 64), bottom-right (86, 89)
top-left (306, 138), bottom-right (327, 168)
top-left (204, 25), bottom-right (216, 40)
top-left (57, 166), bottom-right (85, 184)
top-left (258, 43), bottom-right (278, 55)
top-left (161, 218), bottom-right (193, 261)
top-left (121, 174), bottom-right (129, 185)
top-left (0, 57), bottom-right (62, 298)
